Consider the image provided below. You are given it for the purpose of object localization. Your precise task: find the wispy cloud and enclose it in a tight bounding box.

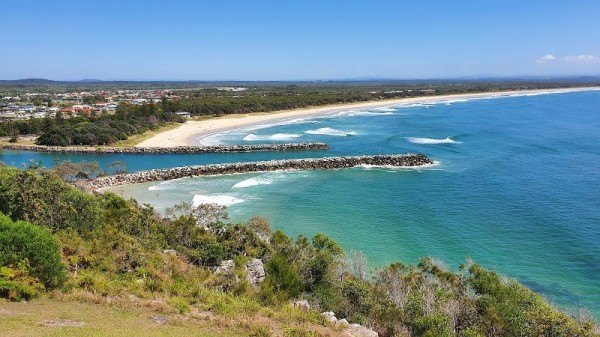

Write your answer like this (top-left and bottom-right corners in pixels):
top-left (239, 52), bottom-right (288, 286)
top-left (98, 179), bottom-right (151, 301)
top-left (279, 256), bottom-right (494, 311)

top-left (563, 54), bottom-right (599, 62)
top-left (536, 54), bottom-right (556, 63)
top-left (536, 54), bottom-right (600, 64)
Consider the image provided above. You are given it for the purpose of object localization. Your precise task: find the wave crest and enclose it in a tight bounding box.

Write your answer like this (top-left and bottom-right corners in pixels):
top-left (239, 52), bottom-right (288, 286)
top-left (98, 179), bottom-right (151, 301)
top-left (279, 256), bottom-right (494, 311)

top-left (192, 194), bottom-right (244, 207)
top-left (406, 137), bottom-right (460, 144)
top-left (243, 133), bottom-right (301, 141)
top-left (148, 180), bottom-right (176, 191)
top-left (232, 178), bottom-right (273, 189)
top-left (305, 127), bottom-right (358, 136)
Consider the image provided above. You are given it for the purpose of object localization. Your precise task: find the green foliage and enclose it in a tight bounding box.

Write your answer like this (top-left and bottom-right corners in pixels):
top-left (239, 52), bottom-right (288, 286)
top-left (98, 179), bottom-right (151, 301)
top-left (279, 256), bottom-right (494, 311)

top-left (0, 261), bottom-right (44, 301)
top-left (51, 160), bottom-right (105, 181)
top-left (0, 166), bottom-right (103, 233)
top-left (167, 297), bottom-right (191, 314)
top-left (0, 213), bottom-right (66, 289)
top-left (262, 254), bottom-right (302, 303)
top-left (32, 102), bottom-right (181, 146)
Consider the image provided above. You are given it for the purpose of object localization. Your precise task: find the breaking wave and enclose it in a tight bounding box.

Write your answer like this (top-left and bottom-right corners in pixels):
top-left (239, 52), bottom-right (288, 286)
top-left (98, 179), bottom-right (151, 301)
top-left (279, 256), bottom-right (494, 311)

top-left (243, 133), bottom-right (301, 141)
top-left (232, 178), bottom-right (273, 189)
top-left (192, 194), bottom-right (245, 207)
top-left (148, 180), bottom-right (177, 191)
top-left (305, 127), bottom-right (358, 136)
top-left (406, 137), bottom-right (460, 144)
top-left (335, 109), bottom-right (395, 117)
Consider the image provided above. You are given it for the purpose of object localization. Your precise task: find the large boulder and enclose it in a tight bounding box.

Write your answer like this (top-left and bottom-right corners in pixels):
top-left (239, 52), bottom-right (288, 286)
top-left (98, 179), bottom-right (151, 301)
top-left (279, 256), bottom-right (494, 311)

top-left (245, 258), bottom-right (266, 287)
top-left (345, 323), bottom-right (378, 337)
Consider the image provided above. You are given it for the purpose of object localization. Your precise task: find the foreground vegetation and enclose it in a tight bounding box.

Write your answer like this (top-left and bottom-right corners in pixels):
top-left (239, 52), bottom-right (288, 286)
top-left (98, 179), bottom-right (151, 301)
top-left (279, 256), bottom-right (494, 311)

top-left (0, 163), bottom-right (598, 336)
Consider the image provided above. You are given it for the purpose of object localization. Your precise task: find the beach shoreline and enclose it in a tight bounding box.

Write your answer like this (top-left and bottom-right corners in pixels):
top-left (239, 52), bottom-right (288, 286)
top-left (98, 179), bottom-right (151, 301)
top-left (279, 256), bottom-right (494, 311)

top-left (135, 87), bottom-right (600, 148)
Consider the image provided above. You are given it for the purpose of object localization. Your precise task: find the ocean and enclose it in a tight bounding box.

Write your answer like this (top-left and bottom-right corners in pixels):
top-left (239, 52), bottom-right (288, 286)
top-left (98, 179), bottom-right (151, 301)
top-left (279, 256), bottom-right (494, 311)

top-left (2, 90), bottom-right (599, 317)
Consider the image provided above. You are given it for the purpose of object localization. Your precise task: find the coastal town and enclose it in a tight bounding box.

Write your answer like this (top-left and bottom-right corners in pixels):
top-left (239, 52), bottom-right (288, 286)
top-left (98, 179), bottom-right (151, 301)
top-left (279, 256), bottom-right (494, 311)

top-left (0, 89), bottom-right (179, 120)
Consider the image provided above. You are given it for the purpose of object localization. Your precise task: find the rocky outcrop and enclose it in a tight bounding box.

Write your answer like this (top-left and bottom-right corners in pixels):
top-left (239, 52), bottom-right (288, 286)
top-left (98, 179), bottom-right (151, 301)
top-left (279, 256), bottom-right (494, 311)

top-left (291, 299), bottom-right (310, 311)
top-left (215, 258), bottom-right (266, 288)
top-left (320, 311), bottom-right (379, 337)
top-left (216, 260), bottom-right (236, 278)
top-left (346, 323), bottom-right (378, 337)
top-left (0, 143), bottom-right (329, 154)
top-left (84, 154), bottom-right (434, 190)
top-left (245, 258), bottom-right (266, 288)
top-left (321, 311), bottom-right (338, 323)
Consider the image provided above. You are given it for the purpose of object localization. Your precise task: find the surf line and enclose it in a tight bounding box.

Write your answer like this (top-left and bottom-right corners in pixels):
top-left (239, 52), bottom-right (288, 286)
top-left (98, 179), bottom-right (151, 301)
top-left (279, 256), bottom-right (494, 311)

top-left (85, 154), bottom-right (434, 191)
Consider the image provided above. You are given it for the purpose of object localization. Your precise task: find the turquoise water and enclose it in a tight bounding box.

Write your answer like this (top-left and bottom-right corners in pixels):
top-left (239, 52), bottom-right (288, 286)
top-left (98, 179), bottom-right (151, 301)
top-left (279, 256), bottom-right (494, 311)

top-left (2, 90), bottom-right (599, 317)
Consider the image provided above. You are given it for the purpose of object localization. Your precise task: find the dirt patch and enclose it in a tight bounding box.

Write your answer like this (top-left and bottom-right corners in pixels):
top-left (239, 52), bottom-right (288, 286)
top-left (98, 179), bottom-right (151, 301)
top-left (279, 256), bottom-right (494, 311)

top-left (41, 319), bottom-right (84, 327)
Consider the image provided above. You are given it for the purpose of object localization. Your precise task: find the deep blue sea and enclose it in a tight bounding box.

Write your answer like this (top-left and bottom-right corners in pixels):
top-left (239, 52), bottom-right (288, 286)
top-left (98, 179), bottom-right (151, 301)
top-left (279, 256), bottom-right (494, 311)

top-left (2, 90), bottom-right (599, 317)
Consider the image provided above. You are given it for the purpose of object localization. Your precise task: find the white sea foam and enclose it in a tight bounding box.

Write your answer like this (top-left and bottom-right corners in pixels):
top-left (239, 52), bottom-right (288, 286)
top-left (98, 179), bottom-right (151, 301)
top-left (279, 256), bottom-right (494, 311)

top-left (244, 118), bottom-right (321, 131)
top-left (333, 109), bottom-right (394, 117)
top-left (243, 133), bottom-right (301, 141)
top-left (232, 178), bottom-right (273, 189)
top-left (305, 127), bottom-right (358, 136)
top-left (406, 137), bottom-right (460, 144)
top-left (270, 133), bottom-right (302, 140)
top-left (192, 194), bottom-right (244, 207)
top-left (148, 180), bottom-right (177, 191)
top-left (350, 110), bottom-right (394, 117)
top-left (242, 134), bottom-right (268, 141)
top-left (372, 107), bottom-right (397, 112)
top-left (193, 134), bottom-right (222, 146)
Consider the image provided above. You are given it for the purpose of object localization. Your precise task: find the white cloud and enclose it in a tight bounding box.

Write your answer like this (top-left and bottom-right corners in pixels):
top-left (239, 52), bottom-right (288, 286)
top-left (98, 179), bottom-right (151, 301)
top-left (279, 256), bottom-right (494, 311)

top-left (536, 54), bottom-right (556, 63)
top-left (563, 54), bottom-right (599, 62)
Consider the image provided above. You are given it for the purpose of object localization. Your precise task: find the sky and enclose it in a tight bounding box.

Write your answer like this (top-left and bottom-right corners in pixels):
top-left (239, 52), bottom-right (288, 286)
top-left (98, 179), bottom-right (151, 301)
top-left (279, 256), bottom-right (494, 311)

top-left (1, 0), bottom-right (600, 81)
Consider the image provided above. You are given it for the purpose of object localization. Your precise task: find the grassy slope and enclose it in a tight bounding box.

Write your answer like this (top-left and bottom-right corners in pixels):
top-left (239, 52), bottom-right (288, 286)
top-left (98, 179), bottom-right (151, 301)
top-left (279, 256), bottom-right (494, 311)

top-left (0, 297), bottom-right (346, 337)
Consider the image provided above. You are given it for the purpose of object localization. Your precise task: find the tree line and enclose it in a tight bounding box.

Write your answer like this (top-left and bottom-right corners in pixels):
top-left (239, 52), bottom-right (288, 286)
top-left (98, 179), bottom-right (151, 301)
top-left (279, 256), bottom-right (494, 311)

top-left (0, 103), bottom-right (184, 146)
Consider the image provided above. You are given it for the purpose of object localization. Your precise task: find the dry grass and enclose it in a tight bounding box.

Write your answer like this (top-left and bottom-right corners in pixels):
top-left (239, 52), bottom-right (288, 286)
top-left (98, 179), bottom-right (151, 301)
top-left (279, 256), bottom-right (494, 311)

top-left (0, 137), bottom-right (37, 146)
top-left (110, 123), bottom-right (183, 147)
top-left (0, 296), bottom-right (347, 337)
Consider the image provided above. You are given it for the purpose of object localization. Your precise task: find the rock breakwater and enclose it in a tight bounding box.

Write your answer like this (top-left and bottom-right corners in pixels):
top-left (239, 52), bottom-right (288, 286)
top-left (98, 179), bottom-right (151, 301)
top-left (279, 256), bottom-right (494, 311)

top-left (85, 154), bottom-right (434, 190)
top-left (0, 143), bottom-right (329, 154)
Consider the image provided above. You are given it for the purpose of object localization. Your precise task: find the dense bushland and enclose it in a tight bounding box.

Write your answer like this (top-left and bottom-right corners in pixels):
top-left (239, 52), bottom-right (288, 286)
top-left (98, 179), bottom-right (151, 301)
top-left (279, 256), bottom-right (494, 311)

top-left (0, 164), bottom-right (597, 336)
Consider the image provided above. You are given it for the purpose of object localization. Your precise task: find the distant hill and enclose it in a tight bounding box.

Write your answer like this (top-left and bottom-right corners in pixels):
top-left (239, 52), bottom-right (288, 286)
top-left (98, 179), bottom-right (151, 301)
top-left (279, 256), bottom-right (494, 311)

top-left (0, 76), bottom-right (599, 89)
top-left (0, 78), bottom-right (59, 86)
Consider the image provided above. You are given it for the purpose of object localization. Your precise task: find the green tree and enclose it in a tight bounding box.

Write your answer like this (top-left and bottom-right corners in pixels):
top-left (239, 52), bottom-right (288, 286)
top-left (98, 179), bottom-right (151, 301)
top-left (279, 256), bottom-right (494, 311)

top-left (0, 213), bottom-right (66, 289)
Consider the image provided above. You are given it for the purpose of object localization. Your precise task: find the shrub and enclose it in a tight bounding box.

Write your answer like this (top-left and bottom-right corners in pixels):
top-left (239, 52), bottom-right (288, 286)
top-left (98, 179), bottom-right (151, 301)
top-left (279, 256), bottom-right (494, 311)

top-left (0, 261), bottom-right (44, 301)
top-left (0, 213), bottom-right (66, 290)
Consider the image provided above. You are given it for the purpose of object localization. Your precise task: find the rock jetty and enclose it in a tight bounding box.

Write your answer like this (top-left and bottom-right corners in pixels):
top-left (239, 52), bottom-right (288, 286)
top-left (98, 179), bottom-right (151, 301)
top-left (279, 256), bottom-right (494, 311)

top-left (84, 154), bottom-right (434, 190)
top-left (0, 142), bottom-right (329, 154)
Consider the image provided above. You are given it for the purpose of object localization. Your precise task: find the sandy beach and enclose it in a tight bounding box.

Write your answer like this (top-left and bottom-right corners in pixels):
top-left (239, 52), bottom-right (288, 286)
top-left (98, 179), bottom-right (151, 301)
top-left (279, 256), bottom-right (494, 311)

top-left (135, 87), bottom-right (599, 148)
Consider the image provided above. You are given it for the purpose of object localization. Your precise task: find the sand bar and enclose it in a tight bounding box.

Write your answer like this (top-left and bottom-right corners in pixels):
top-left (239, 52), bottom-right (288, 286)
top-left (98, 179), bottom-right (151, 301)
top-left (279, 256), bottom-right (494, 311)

top-left (136, 87), bottom-right (600, 148)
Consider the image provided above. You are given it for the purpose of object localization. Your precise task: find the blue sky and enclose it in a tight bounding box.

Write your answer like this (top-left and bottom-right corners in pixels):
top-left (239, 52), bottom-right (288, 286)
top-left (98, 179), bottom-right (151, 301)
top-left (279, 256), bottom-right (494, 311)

top-left (1, 0), bottom-right (599, 80)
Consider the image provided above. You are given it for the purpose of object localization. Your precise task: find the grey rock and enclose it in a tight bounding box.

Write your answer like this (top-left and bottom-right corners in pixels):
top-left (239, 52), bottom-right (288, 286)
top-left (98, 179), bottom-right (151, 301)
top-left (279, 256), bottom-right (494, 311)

top-left (151, 316), bottom-right (168, 325)
top-left (216, 260), bottom-right (235, 275)
top-left (162, 249), bottom-right (177, 255)
top-left (84, 154), bottom-right (434, 190)
top-left (320, 311), bottom-right (337, 323)
top-left (291, 299), bottom-right (310, 311)
top-left (346, 323), bottom-right (378, 337)
top-left (245, 258), bottom-right (266, 287)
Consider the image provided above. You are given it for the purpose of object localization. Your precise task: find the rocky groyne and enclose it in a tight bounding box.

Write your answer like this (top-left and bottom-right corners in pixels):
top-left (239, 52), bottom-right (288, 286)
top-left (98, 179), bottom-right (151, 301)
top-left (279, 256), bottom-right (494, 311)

top-left (0, 142), bottom-right (329, 154)
top-left (85, 154), bottom-right (434, 190)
